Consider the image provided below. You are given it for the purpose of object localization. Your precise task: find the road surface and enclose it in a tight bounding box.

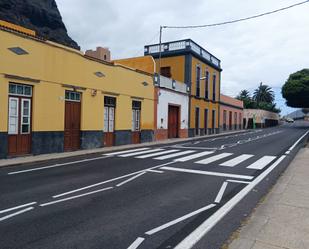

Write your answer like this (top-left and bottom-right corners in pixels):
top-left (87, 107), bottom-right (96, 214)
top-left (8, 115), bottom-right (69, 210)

top-left (0, 124), bottom-right (308, 249)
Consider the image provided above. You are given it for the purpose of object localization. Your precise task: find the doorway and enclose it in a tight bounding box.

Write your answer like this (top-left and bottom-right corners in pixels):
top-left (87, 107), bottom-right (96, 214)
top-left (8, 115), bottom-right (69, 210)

top-left (64, 91), bottom-right (81, 152)
top-left (168, 105), bottom-right (180, 138)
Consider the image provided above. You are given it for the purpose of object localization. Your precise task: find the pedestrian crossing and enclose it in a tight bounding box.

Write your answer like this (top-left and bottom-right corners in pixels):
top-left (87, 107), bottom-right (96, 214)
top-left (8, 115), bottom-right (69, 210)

top-left (104, 148), bottom-right (277, 171)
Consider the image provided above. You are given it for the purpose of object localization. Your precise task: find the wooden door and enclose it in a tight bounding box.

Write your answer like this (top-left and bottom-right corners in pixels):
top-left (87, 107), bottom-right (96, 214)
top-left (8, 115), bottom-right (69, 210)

top-left (8, 97), bottom-right (32, 156)
top-left (168, 106), bottom-right (179, 139)
top-left (64, 101), bottom-right (81, 152)
top-left (103, 105), bottom-right (115, 147)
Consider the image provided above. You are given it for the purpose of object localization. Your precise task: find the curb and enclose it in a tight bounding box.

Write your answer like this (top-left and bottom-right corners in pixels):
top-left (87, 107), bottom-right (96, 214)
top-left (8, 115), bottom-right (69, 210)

top-left (0, 130), bottom-right (249, 168)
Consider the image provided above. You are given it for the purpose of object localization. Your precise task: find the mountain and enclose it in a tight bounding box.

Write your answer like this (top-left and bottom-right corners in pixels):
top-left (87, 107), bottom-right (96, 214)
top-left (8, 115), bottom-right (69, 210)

top-left (0, 0), bottom-right (79, 49)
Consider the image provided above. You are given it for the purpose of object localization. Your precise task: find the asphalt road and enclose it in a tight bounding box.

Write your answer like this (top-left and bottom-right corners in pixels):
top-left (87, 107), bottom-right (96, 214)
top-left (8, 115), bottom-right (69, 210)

top-left (0, 123), bottom-right (308, 249)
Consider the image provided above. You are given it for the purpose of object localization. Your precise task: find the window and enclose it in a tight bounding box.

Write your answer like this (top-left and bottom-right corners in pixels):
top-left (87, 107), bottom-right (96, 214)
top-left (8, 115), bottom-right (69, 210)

top-left (104, 96), bottom-right (116, 132)
top-left (160, 67), bottom-right (172, 78)
top-left (65, 91), bottom-right (81, 102)
top-left (9, 83), bottom-right (32, 97)
top-left (223, 110), bottom-right (227, 130)
top-left (8, 97), bottom-right (19, 134)
top-left (234, 112), bottom-right (238, 130)
top-left (21, 99), bottom-right (31, 134)
top-left (196, 66), bottom-right (201, 97)
top-left (212, 110), bottom-right (216, 131)
top-left (204, 109), bottom-right (208, 133)
top-left (205, 71), bottom-right (209, 99)
top-left (132, 101), bottom-right (141, 131)
top-left (212, 74), bottom-right (216, 101)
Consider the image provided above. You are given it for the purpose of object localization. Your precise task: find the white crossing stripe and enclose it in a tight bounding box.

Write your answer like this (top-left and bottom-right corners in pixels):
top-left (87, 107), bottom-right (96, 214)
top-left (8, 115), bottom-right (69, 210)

top-left (220, 154), bottom-right (254, 167)
top-left (247, 156), bottom-right (277, 170)
top-left (195, 153), bottom-right (233, 165)
top-left (154, 150), bottom-right (196, 160)
top-left (119, 149), bottom-right (163, 157)
top-left (136, 149), bottom-right (179, 159)
top-left (104, 148), bottom-right (150, 156)
top-left (174, 151), bottom-right (215, 162)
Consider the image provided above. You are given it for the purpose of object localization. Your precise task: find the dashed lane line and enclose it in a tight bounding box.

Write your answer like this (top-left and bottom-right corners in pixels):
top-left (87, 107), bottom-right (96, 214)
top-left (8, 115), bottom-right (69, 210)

top-left (40, 187), bottom-right (114, 207)
top-left (214, 182), bottom-right (228, 203)
top-left (0, 207), bottom-right (34, 222)
top-left (145, 204), bottom-right (216, 235)
top-left (116, 172), bottom-right (147, 187)
top-left (127, 237), bottom-right (145, 249)
top-left (0, 202), bottom-right (37, 214)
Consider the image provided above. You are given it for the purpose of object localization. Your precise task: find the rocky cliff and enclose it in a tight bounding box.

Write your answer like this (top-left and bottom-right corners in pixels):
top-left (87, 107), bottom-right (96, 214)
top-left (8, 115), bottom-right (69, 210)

top-left (0, 0), bottom-right (79, 49)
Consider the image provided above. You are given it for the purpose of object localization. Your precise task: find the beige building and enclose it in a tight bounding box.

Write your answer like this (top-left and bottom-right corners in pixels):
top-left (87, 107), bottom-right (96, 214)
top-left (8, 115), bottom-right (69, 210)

top-left (244, 109), bottom-right (279, 128)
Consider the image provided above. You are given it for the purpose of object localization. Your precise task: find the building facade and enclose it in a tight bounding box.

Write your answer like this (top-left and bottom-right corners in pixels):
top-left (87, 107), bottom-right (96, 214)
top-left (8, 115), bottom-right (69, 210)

top-left (114, 56), bottom-right (189, 140)
top-left (220, 94), bottom-right (244, 132)
top-left (244, 109), bottom-right (279, 129)
top-left (0, 22), bottom-right (155, 158)
top-left (144, 39), bottom-right (222, 137)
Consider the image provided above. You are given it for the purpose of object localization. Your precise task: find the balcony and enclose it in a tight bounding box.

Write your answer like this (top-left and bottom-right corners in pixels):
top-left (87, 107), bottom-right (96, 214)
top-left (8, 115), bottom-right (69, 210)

top-left (144, 39), bottom-right (221, 69)
top-left (155, 74), bottom-right (188, 94)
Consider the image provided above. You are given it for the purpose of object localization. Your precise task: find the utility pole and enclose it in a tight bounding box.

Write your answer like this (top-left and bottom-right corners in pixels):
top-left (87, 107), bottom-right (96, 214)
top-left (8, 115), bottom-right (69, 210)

top-left (158, 26), bottom-right (163, 75)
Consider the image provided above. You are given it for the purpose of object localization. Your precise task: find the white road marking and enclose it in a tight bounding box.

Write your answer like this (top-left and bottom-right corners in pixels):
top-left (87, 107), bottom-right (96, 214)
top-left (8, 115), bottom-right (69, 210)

top-left (195, 153), bottom-right (233, 165)
top-left (145, 204), bottom-right (216, 235)
top-left (0, 202), bottom-right (37, 214)
top-left (104, 148), bottom-right (150, 156)
top-left (161, 167), bottom-right (254, 180)
top-left (119, 149), bottom-right (163, 157)
top-left (174, 155), bottom-right (286, 249)
top-left (116, 172), bottom-right (147, 187)
top-left (53, 161), bottom-right (176, 198)
top-left (174, 151), bottom-right (214, 162)
top-left (154, 151), bottom-right (196, 160)
top-left (8, 156), bottom-right (109, 175)
top-left (286, 130), bottom-right (309, 154)
top-left (146, 169), bottom-right (164, 174)
top-left (136, 149), bottom-right (179, 159)
top-left (214, 182), bottom-right (228, 203)
top-left (227, 179), bottom-right (250, 184)
top-left (247, 156), bottom-right (276, 170)
top-left (220, 154), bottom-right (254, 167)
top-left (172, 146), bottom-right (217, 150)
top-left (0, 207), bottom-right (34, 222)
top-left (40, 187), bottom-right (113, 207)
top-left (127, 237), bottom-right (145, 249)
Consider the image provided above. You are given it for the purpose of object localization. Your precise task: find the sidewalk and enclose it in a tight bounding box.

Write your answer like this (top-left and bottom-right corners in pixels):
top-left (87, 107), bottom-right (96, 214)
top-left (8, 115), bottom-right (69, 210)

top-left (227, 147), bottom-right (309, 249)
top-left (0, 130), bottom-right (247, 168)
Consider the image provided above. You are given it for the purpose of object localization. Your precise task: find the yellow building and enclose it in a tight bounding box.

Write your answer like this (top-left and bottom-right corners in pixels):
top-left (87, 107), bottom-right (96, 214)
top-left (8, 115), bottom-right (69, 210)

top-left (0, 21), bottom-right (155, 158)
top-left (144, 39), bottom-right (222, 137)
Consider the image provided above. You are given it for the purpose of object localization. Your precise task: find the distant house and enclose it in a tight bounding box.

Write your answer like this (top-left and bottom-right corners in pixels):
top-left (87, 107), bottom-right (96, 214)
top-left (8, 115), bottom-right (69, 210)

top-left (286, 109), bottom-right (309, 121)
top-left (244, 109), bottom-right (280, 128)
top-left (219, 94), bottom-right (244, 132)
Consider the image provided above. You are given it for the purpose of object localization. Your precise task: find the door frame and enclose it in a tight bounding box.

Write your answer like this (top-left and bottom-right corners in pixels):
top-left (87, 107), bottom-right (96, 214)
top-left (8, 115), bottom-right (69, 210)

top-left (7, 83), bottom-right (33, 157)
top-left (168, 104), bottom-right (180, 139)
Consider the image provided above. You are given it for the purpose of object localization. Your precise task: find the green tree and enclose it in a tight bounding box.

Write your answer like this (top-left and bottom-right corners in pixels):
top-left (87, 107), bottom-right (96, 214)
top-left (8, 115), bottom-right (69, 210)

top-left (253, 82), bottom-right (275, 104)
top-left (236, 90), bottom-right (255, 108)
top-left (282, 69), bottom-right (309, 108)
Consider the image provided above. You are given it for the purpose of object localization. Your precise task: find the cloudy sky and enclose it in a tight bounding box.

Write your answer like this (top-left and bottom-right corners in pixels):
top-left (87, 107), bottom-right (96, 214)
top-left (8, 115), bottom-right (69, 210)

top-left (56, 0), bottom-right (309, 115)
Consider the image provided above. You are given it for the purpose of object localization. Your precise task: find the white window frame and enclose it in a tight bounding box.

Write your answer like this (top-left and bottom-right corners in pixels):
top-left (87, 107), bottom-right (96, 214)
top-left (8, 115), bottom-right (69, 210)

top-left (8, 97), bottom-right (19, 135)
top-left (104, 106), bottom-right (115, 132)
top-left (132, 109), bottom-right (141, 131)
top-left (21, 99), bottom-right (31, 134)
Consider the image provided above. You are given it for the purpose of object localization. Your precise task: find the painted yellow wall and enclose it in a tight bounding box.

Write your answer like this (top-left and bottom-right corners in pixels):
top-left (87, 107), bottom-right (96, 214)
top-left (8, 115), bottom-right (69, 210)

top-left (114, 56), bottom-right (155, 75)
top-left (0, 20), bottom-right (36, 36)
top-left (0, 29), bottom-right (155, 132)
top-left (191, 57), bottom-right (220, 101)
top-left (190, 98), bottom-right (219, 129)
top-left (0, 75), bottom-right (8, 132)
top-left (154, 56), bottom-right (186, 82)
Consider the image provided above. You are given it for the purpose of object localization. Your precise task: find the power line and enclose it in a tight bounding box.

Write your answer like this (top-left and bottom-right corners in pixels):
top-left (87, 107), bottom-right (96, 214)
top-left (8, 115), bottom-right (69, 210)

top-left (162, 0), bottom-right (309, 29)
top-left (132, 31), bottom-right (161, 57)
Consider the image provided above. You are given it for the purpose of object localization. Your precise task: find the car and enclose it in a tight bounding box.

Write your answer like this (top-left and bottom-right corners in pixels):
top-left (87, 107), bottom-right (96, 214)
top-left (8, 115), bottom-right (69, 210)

top-left (285, 118), bottom-right (294, 123)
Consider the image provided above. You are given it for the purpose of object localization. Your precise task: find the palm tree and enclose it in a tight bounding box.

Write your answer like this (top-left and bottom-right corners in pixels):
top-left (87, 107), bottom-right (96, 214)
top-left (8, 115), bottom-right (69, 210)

top-left (236, 90), bottom-right (251, 101)
top-left (253, 82), bottom-right (275, 104)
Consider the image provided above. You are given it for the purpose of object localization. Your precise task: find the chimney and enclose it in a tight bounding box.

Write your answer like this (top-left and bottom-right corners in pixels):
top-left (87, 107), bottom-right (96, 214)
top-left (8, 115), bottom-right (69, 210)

top-left (85, 47), bottom-right (111, 62)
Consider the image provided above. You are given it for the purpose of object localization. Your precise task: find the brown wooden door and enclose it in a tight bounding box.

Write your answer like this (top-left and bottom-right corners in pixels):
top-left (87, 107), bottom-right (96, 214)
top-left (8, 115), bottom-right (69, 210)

top-left (64, 101), bottom-right (81, 152)
top-left (8, 97), bottom-right (32, 156)
top-left (168, 106), bottom-right (179, 139)
top-left (104, 133), bottom-right (114, 147)
top-left (132, 132), bottom-right (141, 144)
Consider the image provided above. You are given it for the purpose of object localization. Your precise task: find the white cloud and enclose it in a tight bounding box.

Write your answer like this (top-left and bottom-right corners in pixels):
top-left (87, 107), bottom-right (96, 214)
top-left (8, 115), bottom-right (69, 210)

top-left (56, 0), bottom-right (309, 114)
